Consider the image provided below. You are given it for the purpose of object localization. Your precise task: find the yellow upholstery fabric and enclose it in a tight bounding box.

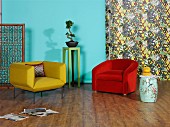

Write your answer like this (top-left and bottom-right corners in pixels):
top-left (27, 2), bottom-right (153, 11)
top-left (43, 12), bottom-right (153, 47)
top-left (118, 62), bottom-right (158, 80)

top-left (10, 63), bottom-right (35, 89)
top-left (43, 61), bottom-right (66, 83)
top-left (33, 77), bottom-right (64, 92)
top-left (10, 61), bottom-right (66, 93)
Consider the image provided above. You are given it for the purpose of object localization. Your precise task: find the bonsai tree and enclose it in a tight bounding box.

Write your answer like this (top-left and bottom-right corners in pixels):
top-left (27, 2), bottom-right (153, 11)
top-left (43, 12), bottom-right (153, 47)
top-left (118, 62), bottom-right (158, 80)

top-left (65, 20), bottom-right (75, 41)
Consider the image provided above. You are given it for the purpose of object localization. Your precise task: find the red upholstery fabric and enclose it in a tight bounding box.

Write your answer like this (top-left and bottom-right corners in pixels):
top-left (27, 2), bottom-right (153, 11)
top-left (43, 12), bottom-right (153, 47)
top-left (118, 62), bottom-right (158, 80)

top-left (97, 70), bottom-right (123, 81)
top-left (92, 59), bottom-right (138, 94)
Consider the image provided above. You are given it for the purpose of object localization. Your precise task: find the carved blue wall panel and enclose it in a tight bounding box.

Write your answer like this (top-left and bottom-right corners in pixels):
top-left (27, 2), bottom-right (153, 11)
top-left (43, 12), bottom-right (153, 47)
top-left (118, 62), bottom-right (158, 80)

top-left (0, 24), bottom-right (25, 86)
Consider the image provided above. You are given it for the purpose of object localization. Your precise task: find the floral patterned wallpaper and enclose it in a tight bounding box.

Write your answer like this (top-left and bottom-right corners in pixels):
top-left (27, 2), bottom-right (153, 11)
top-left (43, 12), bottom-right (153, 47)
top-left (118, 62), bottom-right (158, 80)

top-left (106, 0), bottom-right (170, 80)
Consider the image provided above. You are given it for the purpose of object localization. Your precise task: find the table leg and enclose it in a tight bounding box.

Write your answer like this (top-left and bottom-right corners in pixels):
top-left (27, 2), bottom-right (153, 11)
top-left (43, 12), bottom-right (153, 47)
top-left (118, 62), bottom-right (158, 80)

top-left (77, 48), bottom-right (80, 88)
top-left (68, 49), bottom-right (72, 88)
top-left (71, 50), bottom-right (75, 87)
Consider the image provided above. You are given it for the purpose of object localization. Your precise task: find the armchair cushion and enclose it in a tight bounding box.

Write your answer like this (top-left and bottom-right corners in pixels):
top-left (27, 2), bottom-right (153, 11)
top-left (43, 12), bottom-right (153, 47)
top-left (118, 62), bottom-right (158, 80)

top-left (33, 77), bottom-right (65, 92)
top-left (97, 70), bottom-right (123, 81)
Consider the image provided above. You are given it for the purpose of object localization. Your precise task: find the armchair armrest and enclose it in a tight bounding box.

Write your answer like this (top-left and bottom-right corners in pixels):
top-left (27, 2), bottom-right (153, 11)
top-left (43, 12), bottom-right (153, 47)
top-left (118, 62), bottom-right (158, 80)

top-left (123, 62), bottom-right (138, 82)
top-left (10, 63), bottom-right (35, 88)
top-left (92, 60), bottom-right (113, 90)
top-left (92, 60), bottom-right (113, 74)
top-left (122, 62), bottom-right (138, 94)
top-left (43, 61), bottom-right (66, 83)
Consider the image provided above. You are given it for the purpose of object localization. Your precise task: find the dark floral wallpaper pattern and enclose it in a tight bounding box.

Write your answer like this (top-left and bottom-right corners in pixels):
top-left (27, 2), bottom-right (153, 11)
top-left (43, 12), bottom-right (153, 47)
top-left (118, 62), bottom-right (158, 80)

top-left (106, 0), bottom-right (170, 80)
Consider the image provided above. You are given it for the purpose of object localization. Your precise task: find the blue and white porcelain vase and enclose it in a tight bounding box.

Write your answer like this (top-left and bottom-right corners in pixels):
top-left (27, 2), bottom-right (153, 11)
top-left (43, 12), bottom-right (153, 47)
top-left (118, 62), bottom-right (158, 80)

top-left (139, 75), bottom-right (158, 102)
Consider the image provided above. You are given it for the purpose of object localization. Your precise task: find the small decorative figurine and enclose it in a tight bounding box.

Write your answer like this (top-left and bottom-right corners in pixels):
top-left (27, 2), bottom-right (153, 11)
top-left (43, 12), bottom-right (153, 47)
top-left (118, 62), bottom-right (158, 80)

top-left (142, 66), bottom-right (152, 76)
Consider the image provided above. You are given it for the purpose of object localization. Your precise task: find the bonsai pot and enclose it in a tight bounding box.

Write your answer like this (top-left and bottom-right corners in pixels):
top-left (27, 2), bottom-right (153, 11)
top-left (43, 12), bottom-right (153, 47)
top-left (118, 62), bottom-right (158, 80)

top-left (66, 41), bottom-right (78, 47)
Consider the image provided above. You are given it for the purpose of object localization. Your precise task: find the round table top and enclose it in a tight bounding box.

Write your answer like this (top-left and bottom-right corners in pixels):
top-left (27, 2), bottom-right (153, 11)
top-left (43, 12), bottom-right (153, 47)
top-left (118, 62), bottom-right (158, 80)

top-left (140, 75), bottom-right (159, 78)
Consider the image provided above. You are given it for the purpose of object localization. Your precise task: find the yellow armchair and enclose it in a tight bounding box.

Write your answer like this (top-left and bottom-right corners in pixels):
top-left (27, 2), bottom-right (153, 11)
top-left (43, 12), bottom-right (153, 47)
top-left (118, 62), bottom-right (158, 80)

top-left (10, 61), bottom-right (66, 103)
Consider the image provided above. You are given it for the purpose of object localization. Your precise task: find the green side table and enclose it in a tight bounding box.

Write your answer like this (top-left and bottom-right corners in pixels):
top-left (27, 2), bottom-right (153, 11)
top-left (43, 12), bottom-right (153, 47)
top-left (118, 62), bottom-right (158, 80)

top-left (62, 47), bottom-right (80, 88)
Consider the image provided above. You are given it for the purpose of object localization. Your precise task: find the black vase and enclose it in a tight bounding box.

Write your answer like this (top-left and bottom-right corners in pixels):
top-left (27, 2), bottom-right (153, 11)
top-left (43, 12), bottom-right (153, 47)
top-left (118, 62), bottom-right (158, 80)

top-left (66, 41), bottom-right (78, 47)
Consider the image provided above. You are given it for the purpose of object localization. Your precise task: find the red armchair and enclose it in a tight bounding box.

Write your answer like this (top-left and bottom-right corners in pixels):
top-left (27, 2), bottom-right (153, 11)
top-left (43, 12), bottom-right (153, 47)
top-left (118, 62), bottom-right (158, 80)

top-left (92, 59), bottom-right (138, 95)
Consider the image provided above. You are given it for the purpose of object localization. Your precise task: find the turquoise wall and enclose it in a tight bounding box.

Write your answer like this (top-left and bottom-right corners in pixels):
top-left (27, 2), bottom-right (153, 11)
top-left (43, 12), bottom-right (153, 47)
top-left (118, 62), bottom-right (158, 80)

top-left (2, 0), bottom-right (106, 83)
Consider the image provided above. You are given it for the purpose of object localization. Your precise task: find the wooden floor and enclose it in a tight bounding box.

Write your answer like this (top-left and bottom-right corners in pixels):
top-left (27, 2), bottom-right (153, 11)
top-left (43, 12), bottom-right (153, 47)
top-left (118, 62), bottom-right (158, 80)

top-left (0, 81), bottom-right (169, 127)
